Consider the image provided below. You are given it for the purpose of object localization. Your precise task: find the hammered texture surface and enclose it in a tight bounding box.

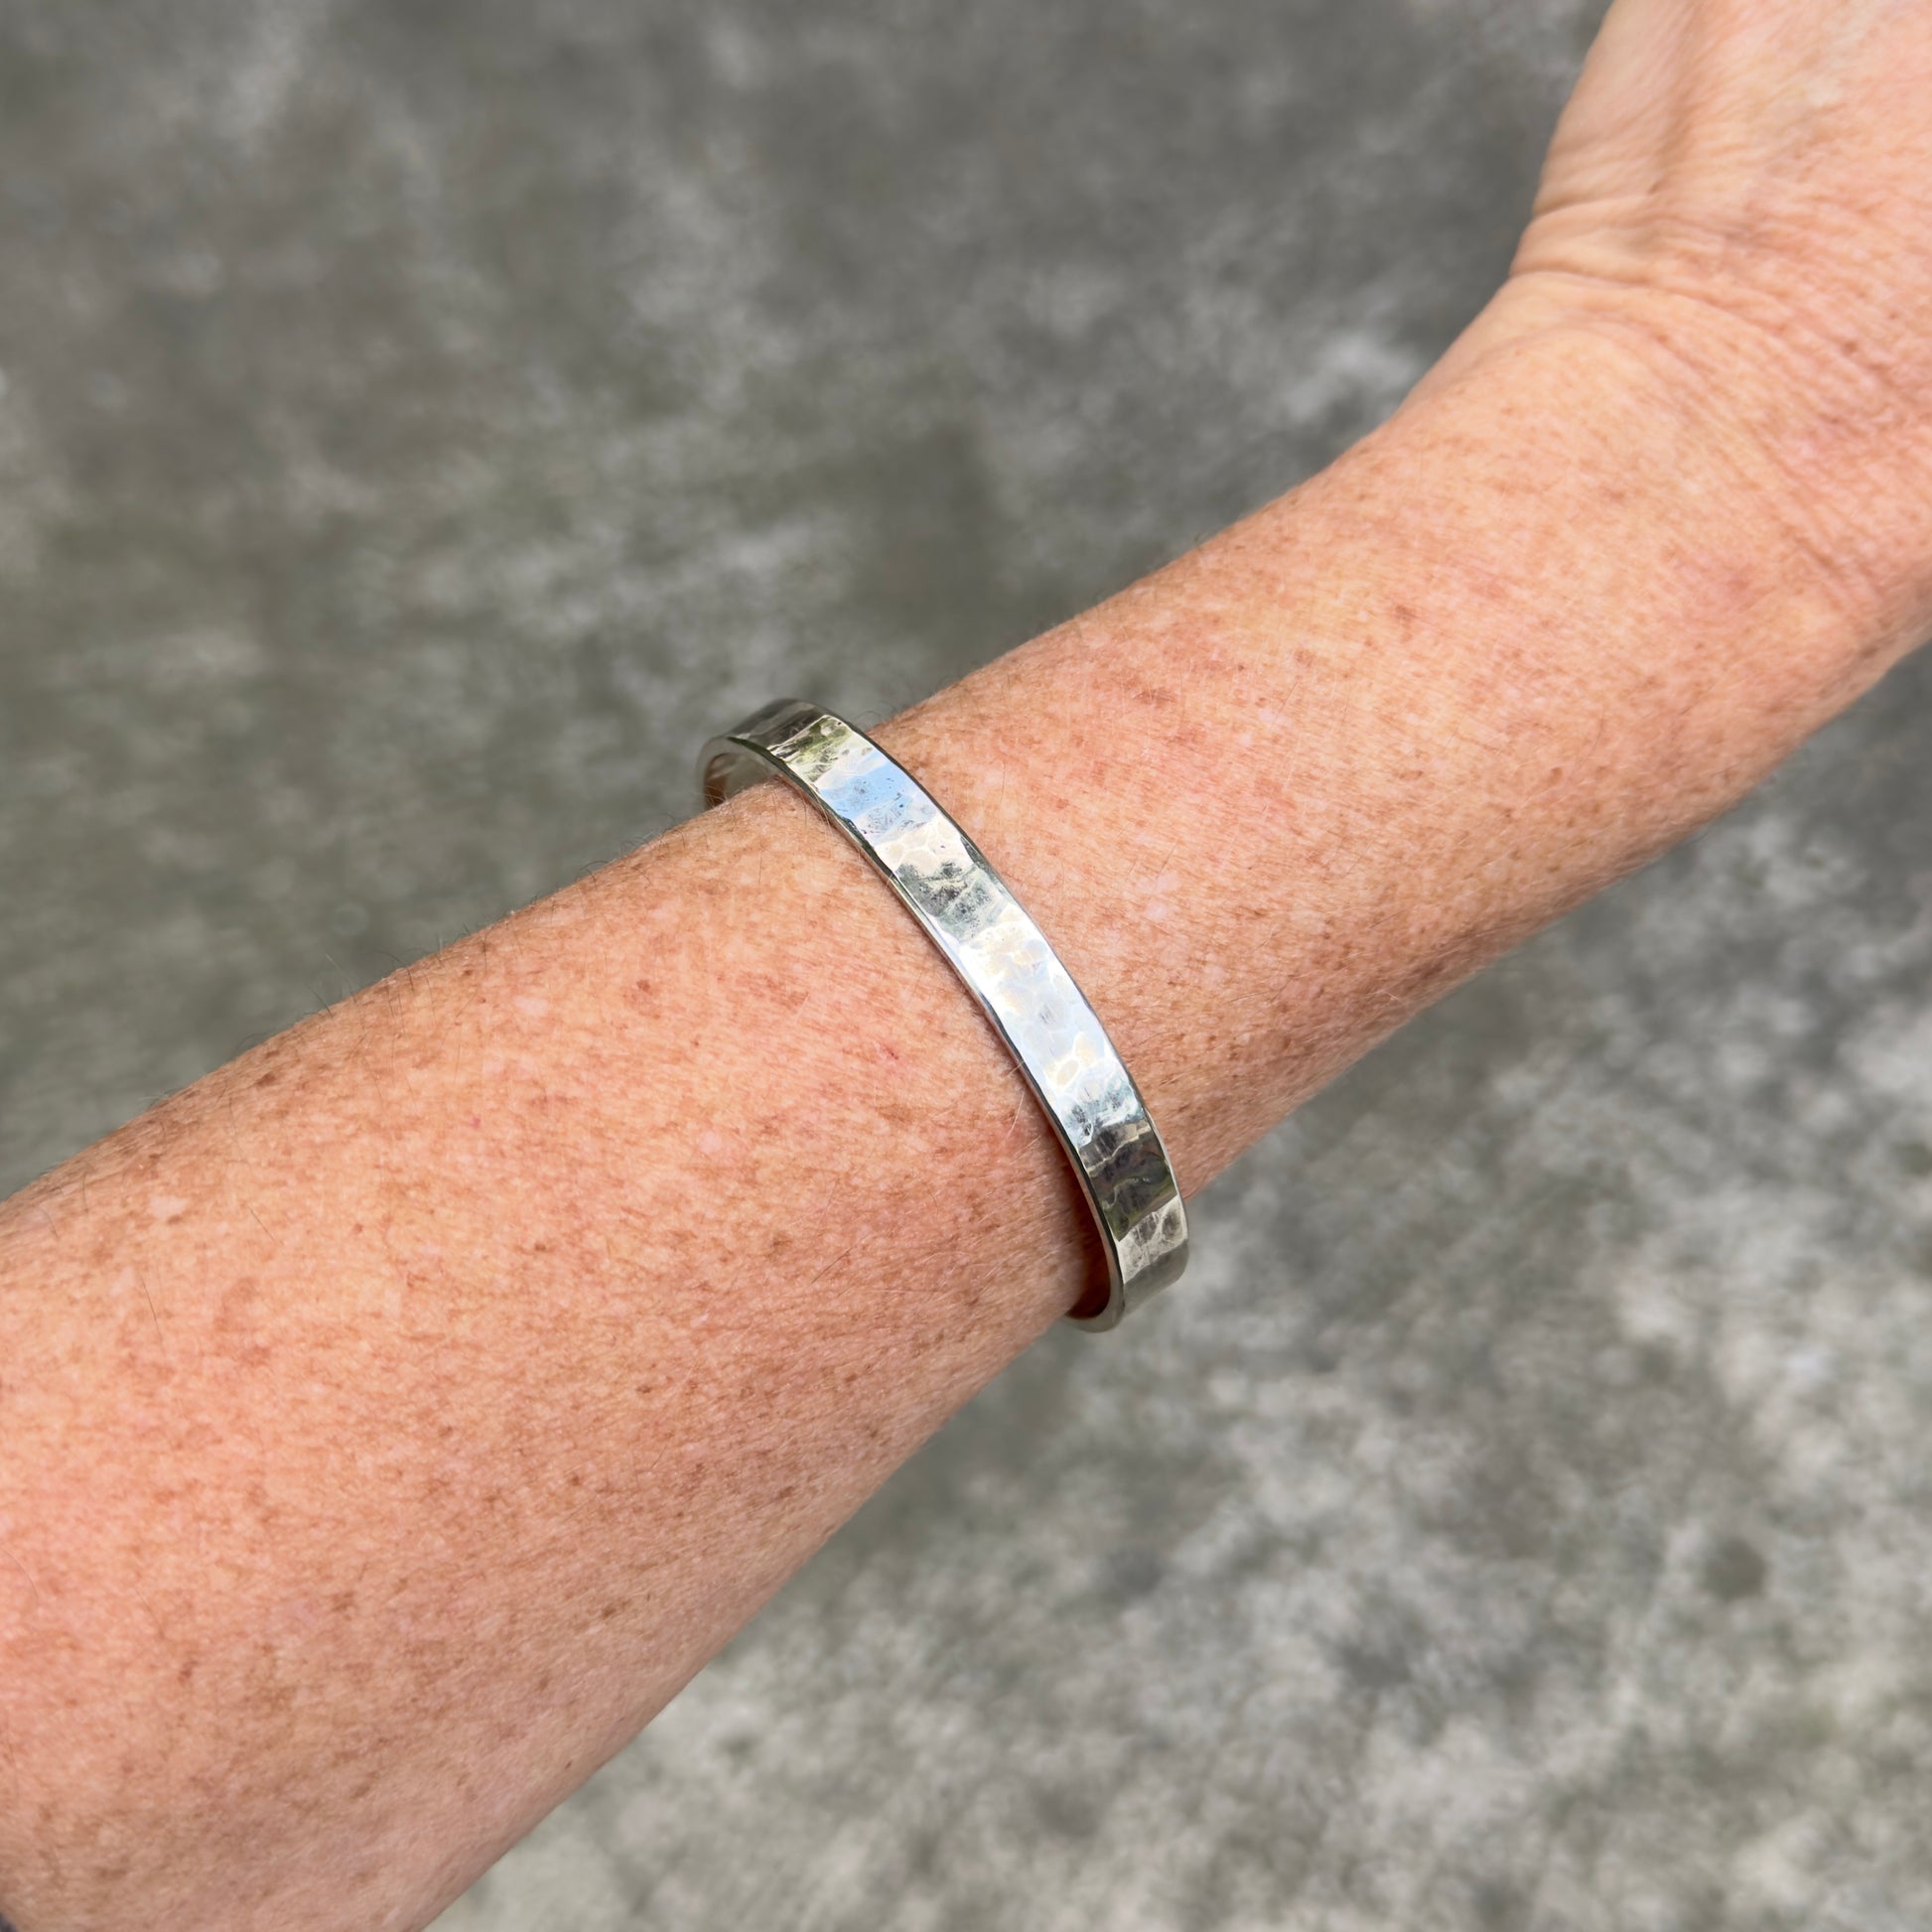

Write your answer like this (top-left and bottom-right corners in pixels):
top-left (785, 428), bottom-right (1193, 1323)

top-left (708, 700), bottom-right (1186, 1323)
top-left (3, 3), bottom-right (1930, 1928)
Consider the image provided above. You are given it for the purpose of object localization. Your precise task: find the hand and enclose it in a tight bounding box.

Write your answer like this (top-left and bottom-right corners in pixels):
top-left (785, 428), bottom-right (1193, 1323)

top-left (1426, 0), bottom-right (1932, 640)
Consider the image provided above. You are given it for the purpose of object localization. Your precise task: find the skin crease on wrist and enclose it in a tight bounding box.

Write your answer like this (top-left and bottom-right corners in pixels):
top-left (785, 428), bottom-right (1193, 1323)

top-left (7, 3), bottom-right (1932, 1928)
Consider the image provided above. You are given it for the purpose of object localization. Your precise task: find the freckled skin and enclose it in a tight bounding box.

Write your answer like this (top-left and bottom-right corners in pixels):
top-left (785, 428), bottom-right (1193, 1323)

top-left (6, 4), bottom-right (1932, 1928)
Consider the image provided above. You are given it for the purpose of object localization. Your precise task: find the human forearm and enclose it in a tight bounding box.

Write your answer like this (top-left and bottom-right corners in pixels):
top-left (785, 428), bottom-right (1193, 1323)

top-left (895, 319), bottom-right (1923, 1180)
top-left (2, 303), bottom-right (1916, 1931)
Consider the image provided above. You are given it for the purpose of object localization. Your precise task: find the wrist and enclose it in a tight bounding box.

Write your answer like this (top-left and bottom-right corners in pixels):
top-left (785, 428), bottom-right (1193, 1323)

top-left (1433, 273), bottom-right (1932, 678)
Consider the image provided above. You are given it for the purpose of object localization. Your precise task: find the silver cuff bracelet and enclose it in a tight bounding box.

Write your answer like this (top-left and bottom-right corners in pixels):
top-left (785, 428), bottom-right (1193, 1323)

top-left (699, 698), bottom-right (1188, 1330)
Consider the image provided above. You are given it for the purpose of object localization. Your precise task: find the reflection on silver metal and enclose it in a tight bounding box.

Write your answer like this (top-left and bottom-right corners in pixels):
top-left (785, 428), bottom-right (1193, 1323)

top-left (699, 699), bottom-right (1188, 1331)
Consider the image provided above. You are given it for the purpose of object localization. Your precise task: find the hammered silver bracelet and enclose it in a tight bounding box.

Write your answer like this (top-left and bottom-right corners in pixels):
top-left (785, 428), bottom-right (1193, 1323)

top-left (699, 699), bottom-right (1188, 1330)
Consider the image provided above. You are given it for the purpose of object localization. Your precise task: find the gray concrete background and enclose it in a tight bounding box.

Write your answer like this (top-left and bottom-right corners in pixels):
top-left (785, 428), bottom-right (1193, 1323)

top-left (3, 2), bottom-right (1930, 1927)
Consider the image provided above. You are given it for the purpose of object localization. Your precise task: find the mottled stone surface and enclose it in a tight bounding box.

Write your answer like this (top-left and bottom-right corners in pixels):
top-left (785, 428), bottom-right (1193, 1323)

top-left (3, 3), bottom-right (1929, 1927)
